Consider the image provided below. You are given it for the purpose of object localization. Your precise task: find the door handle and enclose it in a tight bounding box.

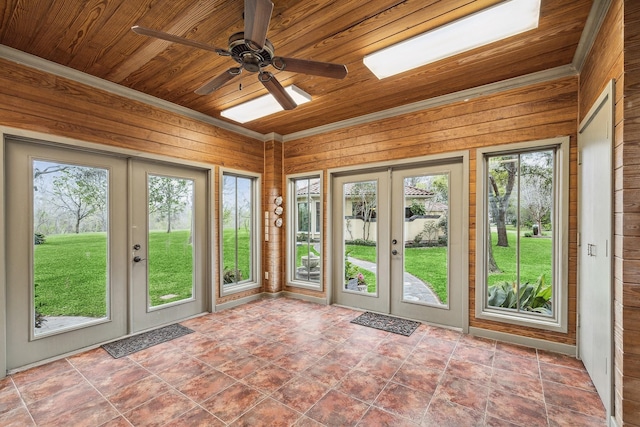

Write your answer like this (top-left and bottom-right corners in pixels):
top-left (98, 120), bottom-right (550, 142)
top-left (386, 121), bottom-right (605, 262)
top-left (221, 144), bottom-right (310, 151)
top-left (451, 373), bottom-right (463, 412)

top-left (391, 249), bottom-right (398, 255)
top-left (133, 256), bottom-right (144, 262)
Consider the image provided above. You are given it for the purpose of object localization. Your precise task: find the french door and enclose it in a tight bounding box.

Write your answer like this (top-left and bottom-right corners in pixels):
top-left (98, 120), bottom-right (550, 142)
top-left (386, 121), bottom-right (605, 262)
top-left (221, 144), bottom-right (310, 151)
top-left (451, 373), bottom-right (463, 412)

top-left (4, 138), bottom-right (209, 370)
top-left (332, 161), bottom-right (465, 328)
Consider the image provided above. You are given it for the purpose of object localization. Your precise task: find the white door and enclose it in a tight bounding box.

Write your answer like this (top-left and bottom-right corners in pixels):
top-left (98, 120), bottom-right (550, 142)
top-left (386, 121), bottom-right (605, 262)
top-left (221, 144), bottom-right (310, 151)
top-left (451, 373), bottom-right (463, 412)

top-left (578, 81), bottom-right (613, 419)
top-left (391, 164), bottom-right (465, 327)
top-left (332, 161), bottom-right (465, 328)
top-left (5, 139), bottom-right (128, 369)
top-left (130, 160), bottom-right (209, 332)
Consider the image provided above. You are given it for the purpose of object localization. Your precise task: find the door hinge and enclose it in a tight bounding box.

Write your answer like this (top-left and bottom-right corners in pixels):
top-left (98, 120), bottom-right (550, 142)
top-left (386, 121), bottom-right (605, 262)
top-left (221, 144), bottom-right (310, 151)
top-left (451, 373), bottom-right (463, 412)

top-left (577, 232), bottom-right (581, 247)
top-left (578, 151), bottom-right (582, 166)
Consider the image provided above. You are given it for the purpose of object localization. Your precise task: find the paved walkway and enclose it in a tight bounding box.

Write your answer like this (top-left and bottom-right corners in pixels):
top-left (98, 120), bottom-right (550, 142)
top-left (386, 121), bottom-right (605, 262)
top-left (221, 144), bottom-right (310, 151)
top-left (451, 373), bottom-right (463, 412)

top-left (348, 257), bottom-right (442, 305)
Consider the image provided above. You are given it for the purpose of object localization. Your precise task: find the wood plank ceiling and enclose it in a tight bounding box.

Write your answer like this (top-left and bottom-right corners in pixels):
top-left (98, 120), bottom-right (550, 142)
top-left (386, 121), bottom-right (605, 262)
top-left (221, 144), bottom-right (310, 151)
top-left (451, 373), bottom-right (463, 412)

top-left (0, 0), bottom-right (593, 136)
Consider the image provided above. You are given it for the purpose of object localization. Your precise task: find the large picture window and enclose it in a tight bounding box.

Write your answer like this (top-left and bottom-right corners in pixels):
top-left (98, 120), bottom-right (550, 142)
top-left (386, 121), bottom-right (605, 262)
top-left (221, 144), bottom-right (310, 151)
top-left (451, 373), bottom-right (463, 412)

top-left (287, 174), bottom-right (322, 289)
top-left (221, 171), bottom-right (260, 295)
top-left (476, 137), bottom-right (568, 331)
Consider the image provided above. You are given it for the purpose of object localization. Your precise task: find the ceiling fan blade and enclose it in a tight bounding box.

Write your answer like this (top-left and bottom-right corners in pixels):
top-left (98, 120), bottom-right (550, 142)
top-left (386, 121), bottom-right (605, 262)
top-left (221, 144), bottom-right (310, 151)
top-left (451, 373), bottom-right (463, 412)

top-left (259, 72), bottom-right (296, 110)
top-left (195, 67), bottom-right (242, 95)
top-left (244, 0), bottom-right (273, 51)
top-left (272, 57), bottom-right (348, 79)
top-left (131, 25), bottom-right (228, 55)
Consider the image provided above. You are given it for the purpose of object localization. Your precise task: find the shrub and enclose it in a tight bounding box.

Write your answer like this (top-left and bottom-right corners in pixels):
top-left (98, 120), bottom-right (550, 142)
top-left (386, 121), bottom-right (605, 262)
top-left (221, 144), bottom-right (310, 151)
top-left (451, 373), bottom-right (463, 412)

top-left (223, 267), bottom-right (243, 284)
top-left (524, 232), bottom-right (532, 238)
top-left (488, 274), bottom-right (551, 315)
top-left (34, 233), bottom-right (46, 245)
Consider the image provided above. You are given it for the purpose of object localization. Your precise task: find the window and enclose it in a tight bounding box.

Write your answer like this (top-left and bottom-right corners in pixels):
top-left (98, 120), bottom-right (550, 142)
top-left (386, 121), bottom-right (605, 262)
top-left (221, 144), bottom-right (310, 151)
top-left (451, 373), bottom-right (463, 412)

top-left (221, 171), bottom-right (260, 295)
top-left (476, 137), bottom-right (568, 331)
top-left (287, 173), bottom-right (322, 289)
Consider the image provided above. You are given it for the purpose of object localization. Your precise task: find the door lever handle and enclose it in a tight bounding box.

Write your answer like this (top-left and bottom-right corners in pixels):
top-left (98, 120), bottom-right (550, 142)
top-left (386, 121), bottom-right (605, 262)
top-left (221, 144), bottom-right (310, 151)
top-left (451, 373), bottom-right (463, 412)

top-left (391, 249), bottom-right (398, 255)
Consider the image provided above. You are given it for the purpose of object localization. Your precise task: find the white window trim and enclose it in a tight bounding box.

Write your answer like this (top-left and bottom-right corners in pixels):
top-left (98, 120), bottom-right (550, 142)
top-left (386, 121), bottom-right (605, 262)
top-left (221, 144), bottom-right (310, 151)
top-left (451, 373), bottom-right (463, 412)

top-left (219, 168), bottom-right (262, 296)
top-left (286, 171), bottom-right (323, 291)
top-left (475, 136), bottom-right (569, 333)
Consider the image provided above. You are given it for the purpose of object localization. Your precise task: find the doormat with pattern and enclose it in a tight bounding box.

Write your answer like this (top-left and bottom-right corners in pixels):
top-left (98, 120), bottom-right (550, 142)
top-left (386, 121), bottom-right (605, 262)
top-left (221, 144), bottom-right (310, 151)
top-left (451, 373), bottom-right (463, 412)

top-left (102, 323), bottom-right (194, 358)
top-left (351, 312), bottom-right (421, 336)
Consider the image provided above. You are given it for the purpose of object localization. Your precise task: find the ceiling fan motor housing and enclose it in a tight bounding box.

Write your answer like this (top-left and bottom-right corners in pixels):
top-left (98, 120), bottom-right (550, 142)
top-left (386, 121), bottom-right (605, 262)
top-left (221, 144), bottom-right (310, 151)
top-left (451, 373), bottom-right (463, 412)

top-left (228, 32), bottom-right (274, 73)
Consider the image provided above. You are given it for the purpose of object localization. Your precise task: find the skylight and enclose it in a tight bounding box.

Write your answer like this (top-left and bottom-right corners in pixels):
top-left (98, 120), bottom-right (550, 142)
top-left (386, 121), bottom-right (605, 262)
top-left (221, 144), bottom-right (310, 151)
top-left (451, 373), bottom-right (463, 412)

top-left (220, 85), bottom-right (312, 123)
top-left (363, 0), bottom-right (541, 79)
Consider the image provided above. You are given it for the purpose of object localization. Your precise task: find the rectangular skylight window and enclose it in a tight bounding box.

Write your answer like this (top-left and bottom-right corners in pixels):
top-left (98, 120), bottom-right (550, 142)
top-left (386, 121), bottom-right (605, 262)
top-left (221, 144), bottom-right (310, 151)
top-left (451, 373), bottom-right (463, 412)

top-left (363, 0), bottom-right (541, 79)
top-left (221, 85), bottom-right (312, 123)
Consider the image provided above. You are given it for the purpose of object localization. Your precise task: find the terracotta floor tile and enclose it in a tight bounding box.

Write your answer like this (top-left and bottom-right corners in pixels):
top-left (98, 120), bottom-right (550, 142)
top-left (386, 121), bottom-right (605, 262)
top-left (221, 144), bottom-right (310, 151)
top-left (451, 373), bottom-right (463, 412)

top-left (10, 359), bottom-right (73, 388)
top-left (433, 375), bottom-right (489, 413)
top-left (273, 350), bottom-right (319, 373)
top-left (542, 380), bottom-right (606, 418)
top-left (537, 350), bottom-right (586, 370)
top-left (405, 348), bottom-right (449, 371)
top-left (162, 406), bottom-right (226, 427)
top-left (444, 358), bottom-right (493, 385)
top-left (356, 353), bottom-right (403, 381)
top-left (306, 357), bottom-right (353, 387)
top-left (271, 375), bottom-right (330, 413)
top-left (87, 362), bottom-right (151, 396)
top-left (415, 336), bottom-right (457, 356)
top-left (451, 342), bottom-right (495, 367)
top-left (243, 363), bottom-right (296, 393)
top-left (358, 406), bottom-right (420, 426)
top-left (217, 352), bottom-right (267, 380)
top-left (201, 382), bottom-right (265, 423)
top-left (391, 362), bottom-right (442, 395)
top-left (491, 368), bottom-right (544, 401)
top-left (492, 351), bottom-right (540, 377)
top-left (373, 382), bottom-right (431, 422)
top-left (486, 389), bottom-right (548, 427)
top-left (177, 369), bottom-right (236, 403)
top-left (106, 375), bottom-right (171, 413)
top-left (336, 369), bottom-right (388, 404)
top-left (546, 404), bottom-right (608, 426)
top-left (540, 361), bottom-right (596, 390)
top-left (123, 389), bottom-right (195, 427)
top-left (307, 389), bottom-right (369, 427)
top-left (1, 297), bottom-right (608, 427)
top-left (0, 407), bottom-right (36, 427)
top-left (422, 395), bottom-right (484, 427)
top-left (230, 397), bottom-right (302, 427)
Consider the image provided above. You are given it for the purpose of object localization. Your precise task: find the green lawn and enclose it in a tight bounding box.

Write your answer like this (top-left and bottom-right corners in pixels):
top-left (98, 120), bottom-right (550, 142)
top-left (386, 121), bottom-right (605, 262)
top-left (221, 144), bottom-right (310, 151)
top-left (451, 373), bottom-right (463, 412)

top-left (34, 230), bottom-right (194, 316)
top-left (222, 227), bottom-right (251, 283)
top-left (346, 231), bottom-right (552, 304)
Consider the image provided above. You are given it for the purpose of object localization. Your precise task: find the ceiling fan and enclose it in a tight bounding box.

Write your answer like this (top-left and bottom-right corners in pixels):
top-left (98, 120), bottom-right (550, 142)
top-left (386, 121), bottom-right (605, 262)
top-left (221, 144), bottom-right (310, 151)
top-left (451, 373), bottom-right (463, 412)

top-left (131, 0), bottom-right (348, 111)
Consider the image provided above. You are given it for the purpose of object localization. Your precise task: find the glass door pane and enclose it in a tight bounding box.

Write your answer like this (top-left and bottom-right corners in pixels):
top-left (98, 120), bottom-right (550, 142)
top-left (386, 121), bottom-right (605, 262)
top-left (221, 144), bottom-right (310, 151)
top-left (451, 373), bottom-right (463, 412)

top-left (147, 175), bottom-right (195, 307)
top-left (401, 173), bottom-right (449, 307)
top-left (33, 160), bottom-right (110, 335)
top-left (343, 180), bottom-right (379, 295)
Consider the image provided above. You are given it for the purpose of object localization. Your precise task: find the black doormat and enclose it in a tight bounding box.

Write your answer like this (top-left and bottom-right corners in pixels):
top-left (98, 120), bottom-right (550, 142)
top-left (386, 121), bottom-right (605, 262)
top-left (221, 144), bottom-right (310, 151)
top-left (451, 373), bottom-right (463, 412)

top-left (351, 312), bottom-right (420, 336)
top-left (102, 324), bottom-right (194, 358)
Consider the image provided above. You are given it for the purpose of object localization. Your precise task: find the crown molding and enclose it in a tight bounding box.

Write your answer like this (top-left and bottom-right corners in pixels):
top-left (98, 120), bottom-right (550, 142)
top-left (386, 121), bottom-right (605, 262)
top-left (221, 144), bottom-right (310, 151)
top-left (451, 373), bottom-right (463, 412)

top-left (0, 44), bottom-right (265, 142)
top-left (283, 64), bottom-right (578, 142)
top-left (572, 0), bottom-right (612, 72)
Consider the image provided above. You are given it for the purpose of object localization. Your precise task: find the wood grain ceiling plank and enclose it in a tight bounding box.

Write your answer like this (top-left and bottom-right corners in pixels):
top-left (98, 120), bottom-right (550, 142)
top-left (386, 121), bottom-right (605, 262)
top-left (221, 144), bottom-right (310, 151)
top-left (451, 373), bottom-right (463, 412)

top-left (0, 0), bottom-right (20, 40)
top-left (107, 0), bottom-right (237, 83)
top-left (1, 0), bottom-right (56, 51)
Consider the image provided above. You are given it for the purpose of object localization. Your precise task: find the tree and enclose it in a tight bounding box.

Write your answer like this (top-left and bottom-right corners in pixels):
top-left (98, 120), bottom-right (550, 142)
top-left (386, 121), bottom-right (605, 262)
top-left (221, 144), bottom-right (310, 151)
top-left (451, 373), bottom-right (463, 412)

top-left (148, 176), bottom-right (191, 233)
top-left (349, 181), bottom-right (377, 241)
top-left (51, 166), bottom-right (107, 233)
top-left (520, 151), bottom-right (553, 235)
top-left (488, 158), bottom-right (517, 247)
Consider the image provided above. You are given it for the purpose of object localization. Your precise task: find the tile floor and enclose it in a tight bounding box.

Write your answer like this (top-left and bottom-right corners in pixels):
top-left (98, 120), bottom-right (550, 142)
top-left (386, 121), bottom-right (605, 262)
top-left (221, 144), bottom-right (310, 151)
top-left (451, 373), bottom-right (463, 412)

top-left (0, 297), bottom-right (607, 426)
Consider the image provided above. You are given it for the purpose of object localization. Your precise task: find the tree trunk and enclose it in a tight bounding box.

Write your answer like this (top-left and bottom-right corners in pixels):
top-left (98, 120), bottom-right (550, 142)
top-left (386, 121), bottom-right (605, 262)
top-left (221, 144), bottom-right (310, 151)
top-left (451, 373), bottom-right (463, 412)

top-left (488, 238), bottom-right (501, 273)
top-left (496, 211), bottom-right (509, 247)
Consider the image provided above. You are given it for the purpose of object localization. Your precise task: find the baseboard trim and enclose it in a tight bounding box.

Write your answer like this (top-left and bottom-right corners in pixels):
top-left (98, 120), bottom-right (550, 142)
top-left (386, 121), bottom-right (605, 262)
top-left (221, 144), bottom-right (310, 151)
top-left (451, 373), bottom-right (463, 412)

top-left (214, 293), bottom-right (265, 311)
top-left (281, 291), bottom-right (328, 305)
top-left (468, 327), bottom-right (576, 355)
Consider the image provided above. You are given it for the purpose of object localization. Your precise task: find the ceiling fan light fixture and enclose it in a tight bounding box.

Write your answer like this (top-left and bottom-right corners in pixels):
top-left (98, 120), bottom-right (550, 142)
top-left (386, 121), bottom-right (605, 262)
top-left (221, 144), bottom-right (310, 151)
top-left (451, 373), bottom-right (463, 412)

top-left (363, 0), bottom-right (541, 79)
top-left (221, 85), bottom-right (312, 123)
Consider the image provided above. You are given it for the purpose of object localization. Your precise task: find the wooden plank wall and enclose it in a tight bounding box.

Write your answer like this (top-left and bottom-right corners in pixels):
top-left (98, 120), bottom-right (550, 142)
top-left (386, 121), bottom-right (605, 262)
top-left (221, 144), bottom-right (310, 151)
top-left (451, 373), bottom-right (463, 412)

top-left (0, 58), bottom-right (265, 307)
top-left (284, 76), bottom-right (579, 345)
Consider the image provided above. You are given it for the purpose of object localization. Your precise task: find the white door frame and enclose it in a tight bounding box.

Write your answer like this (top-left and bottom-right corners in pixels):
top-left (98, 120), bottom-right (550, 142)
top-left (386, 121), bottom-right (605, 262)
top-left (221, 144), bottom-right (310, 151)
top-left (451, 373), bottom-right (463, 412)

top-left (327, 151), bottom-right (469, 331)
top-left (0, 126), bottom-right (215, 377)
top-left (577, 80), bottom-right (614, 423)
